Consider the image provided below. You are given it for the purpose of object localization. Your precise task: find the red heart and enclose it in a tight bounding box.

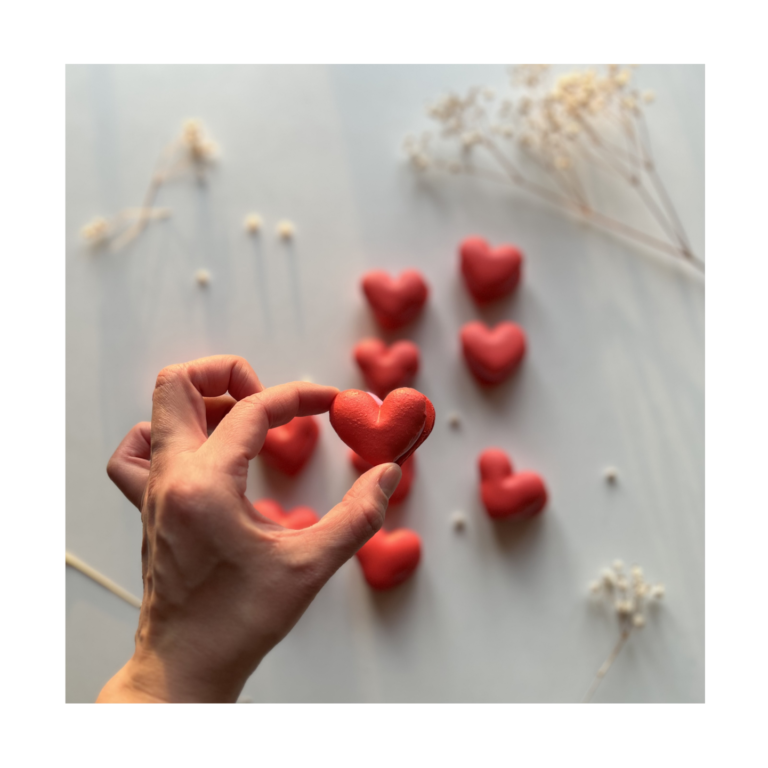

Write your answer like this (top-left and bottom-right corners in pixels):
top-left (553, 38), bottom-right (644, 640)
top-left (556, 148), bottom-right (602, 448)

top-left (353, 338), bottom-right (420, 399)
top-left (460, 236), bottom-right (522, 303)
top-left (479, 448), bottom-right (547, 520)
top-left (350, 450), bottom-right (415, 505)
top-left (356, 528), bottom-right (421, 590)
top-left (330, 388), bottom-right (435, 466)
top-left (253, 498), bottom-right (320, 530)
top-left (259, 415), bottom-right (319, 476)
top-left (361, 269), bottom-right (429, 329)
top-left (461, 321), bottom-right (526, 385)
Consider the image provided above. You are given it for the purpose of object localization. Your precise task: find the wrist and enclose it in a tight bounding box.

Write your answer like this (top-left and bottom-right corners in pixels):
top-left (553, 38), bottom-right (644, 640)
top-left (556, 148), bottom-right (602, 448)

top-left (97, 650), bottom-right (246, 703)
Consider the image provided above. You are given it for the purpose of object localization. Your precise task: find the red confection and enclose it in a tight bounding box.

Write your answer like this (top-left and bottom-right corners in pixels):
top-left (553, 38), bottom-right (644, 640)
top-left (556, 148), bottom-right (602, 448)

top-left (460, 320), bottom-right (526, 385)
top-left (253, 498), bottom-right (320, 530)
top-left (329, 388), bottom-right (435, 466)
top-left (356, 528), bottom-right (421, 590)
top-left (478, 447), bottom-right (547, 520)
top-left (361, 269), bottom-right (429, 329)
top-left (259, 415), bottom-right (319, 475)
top-left (460, 236), bottom-right (523, 303)
top-left (350, 450), bottom-right (415, 505)
top-left (353, 338), bottom-right (420, 398)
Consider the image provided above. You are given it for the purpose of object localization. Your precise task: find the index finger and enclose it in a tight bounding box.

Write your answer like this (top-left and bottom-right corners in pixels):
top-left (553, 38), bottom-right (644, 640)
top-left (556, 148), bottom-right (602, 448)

top-left (203, 381), bottom-right (338, 474)
top-left (151, 355), bottom-right (263, 458)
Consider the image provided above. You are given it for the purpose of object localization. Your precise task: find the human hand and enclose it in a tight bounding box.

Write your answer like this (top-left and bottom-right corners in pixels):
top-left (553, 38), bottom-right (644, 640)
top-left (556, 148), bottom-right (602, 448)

top-left (97, 355), bottom-right (402, 703)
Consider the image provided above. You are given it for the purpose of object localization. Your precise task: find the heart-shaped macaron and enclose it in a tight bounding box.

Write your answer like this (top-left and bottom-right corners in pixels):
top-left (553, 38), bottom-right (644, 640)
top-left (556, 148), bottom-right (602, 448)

top-left (361, 269), bottom-right (429, 329)
top-left (350, 451), bottom-right (416, 505)
top-left (460, 236), bottom-right (523, 303)
top-left (253, 499), bottom-right (320, 530)
top-left (330, 388), bottom-right (435, 466)
top-left (460, 321), bottom-right (526, 385)
top-left (353, 338), bottom-right (420, 399)
top-left (356, 528), bottom-right (421, 590)
top-left (479, 448), bottom-right (547, 520)
top-left (259, 415), bottom-right (319, 475)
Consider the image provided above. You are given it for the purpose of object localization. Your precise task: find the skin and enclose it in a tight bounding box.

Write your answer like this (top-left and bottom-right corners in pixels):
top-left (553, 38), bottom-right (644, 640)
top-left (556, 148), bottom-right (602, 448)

top-left (96, 355), bottom-right (402, 703)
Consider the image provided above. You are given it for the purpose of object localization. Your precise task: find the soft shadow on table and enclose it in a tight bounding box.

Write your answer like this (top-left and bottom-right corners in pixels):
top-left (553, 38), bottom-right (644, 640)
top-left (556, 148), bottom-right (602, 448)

top-left (489, 512), bottom-right (546, 555)
top-left (368, 573), bottom-right (419, 622)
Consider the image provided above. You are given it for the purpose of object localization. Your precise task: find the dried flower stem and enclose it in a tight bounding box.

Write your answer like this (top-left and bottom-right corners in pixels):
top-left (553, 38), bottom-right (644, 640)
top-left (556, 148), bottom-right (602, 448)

top-left (65, 550), bottom-right (142, 609)
top-left (583, 628), bottom-right (632, 703)
top-left (405, 66), bottom-right (704, 274)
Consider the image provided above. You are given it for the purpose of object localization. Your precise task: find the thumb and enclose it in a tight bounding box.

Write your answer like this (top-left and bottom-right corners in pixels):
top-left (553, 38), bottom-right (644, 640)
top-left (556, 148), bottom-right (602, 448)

top-left (308, 462), bottom-right (402, 575)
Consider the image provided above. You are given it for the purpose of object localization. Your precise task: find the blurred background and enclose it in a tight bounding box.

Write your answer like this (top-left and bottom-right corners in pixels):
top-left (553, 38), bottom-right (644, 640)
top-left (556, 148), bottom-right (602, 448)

top-left (66, 65), bottom-right (704, 702)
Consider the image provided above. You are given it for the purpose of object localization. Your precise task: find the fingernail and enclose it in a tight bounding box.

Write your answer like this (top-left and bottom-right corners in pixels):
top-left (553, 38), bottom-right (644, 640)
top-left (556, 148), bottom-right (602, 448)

top-left (378, 463), bottom-right (402, 499)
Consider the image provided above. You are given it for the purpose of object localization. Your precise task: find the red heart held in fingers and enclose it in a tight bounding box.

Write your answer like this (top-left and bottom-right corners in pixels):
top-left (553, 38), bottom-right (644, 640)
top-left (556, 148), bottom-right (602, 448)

top-left (356, 528), bottom-right (421, 590)
top-left (479, 448), bottom-right (547, 520)
top-left (460, 236), bottom-right (523, 303)
top-left (259, 415), bottom-right (319, 476)
top-left (353, 338), bottom-right (420, 399)
top-left (350, 451), bottom-right (416, 505)
top-left (361, 269), bottom-right (429, 330)
top-left (330, 388), bottom-right (435, 466)
top-left (253, 498), bottom-right (320, 530)
top-left (460, 320), bottom-right (526, 385)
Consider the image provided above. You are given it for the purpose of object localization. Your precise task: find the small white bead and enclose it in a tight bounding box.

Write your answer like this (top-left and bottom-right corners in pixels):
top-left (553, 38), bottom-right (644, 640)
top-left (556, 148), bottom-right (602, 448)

top-left (244, 213), bottom-right (262, 234)
top-left (604, 466), bottom-right (618, 483)
top-left (276, 219), bottom-right (295, 240)
top-left (651, 584), bottom-right (665, 600)
top-left (447, 412), bottom-right (461, 428)
top-left (451, 511), bottom-right (466, 531)
top-left (195, 269), bottom-right (211, 286)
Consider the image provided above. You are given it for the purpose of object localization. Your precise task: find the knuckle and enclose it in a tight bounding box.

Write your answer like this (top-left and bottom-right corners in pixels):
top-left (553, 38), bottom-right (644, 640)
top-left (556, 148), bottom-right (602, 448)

top-left (157, 469), bottom-right (209, 520)
top-left (154, 363), bottom-right (186, 390)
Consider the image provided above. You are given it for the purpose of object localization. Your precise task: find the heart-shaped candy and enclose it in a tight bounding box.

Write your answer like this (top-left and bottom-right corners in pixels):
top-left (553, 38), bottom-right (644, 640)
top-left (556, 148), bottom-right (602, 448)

top-left (461, 321), bottom-right (526, 385)
top-left (353, 338), bottom-right (420, 398)
top-left (479, 448), bottom-right (547, 520)
top-left (259, 415), bottom-right (319, 476)
top-left (356, 528), bottom-right (421, 590)
top-left (361, 269), bottom-right (429, 329)
top-left (460, 236), bottom-right (523, 303)
top-left (350, 450), bottom-right (415, 505)
top-left (253, 498), bottom-right (320, 530)
top-left (330, 388), bottom-right (435, 466)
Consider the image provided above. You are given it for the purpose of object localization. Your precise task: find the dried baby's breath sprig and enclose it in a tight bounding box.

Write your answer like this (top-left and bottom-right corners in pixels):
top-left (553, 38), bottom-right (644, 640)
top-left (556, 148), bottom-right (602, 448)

top-left (584, 558), bottom-right (665, 702)
top-left (84, 119), bottom-right (219, 254)
top-left (405, 65), bottom-right (702, 273)
top-left (276, 219), bottom-right (295, 240)
top-left (244, 213), bottom-right (263, 234)
top-left (80, 208), bottom-right (171, 250)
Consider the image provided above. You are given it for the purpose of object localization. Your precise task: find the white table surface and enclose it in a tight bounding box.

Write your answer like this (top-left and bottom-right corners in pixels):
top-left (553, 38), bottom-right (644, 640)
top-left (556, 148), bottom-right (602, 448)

top-left (66, 65), bottom-right (704, 702)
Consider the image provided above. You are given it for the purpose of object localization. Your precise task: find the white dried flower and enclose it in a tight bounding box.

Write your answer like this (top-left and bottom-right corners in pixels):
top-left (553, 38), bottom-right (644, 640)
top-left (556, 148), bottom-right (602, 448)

top-left (452, 511), bottom-right (467, 531)
top-left (589, 580), bottom-right (601, 594)
top-left (642, 90), bottom-right (656, 104)
top-left (601, 568), bottom-right (616, 588)
top-left (631, 565), bottom-right (643, 580)
top-left (613, 559), bottom-right (624, 572)
top-left (603, 466), bottom-right (618, 483)
top-left (651, 584), bottom-right (665, 600)
top-left (616, 577), bottom-right (628, 591)
top-left (195, 269), bottom-right (211, 286)
top-left (81, 217), bottom-right (110, 244)
top-left (632, 614), bottom-right (645, 628)
top-left (276, 220), bottom-right (295, 240)
top-left (244, 213), bottom-right (262, 234)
